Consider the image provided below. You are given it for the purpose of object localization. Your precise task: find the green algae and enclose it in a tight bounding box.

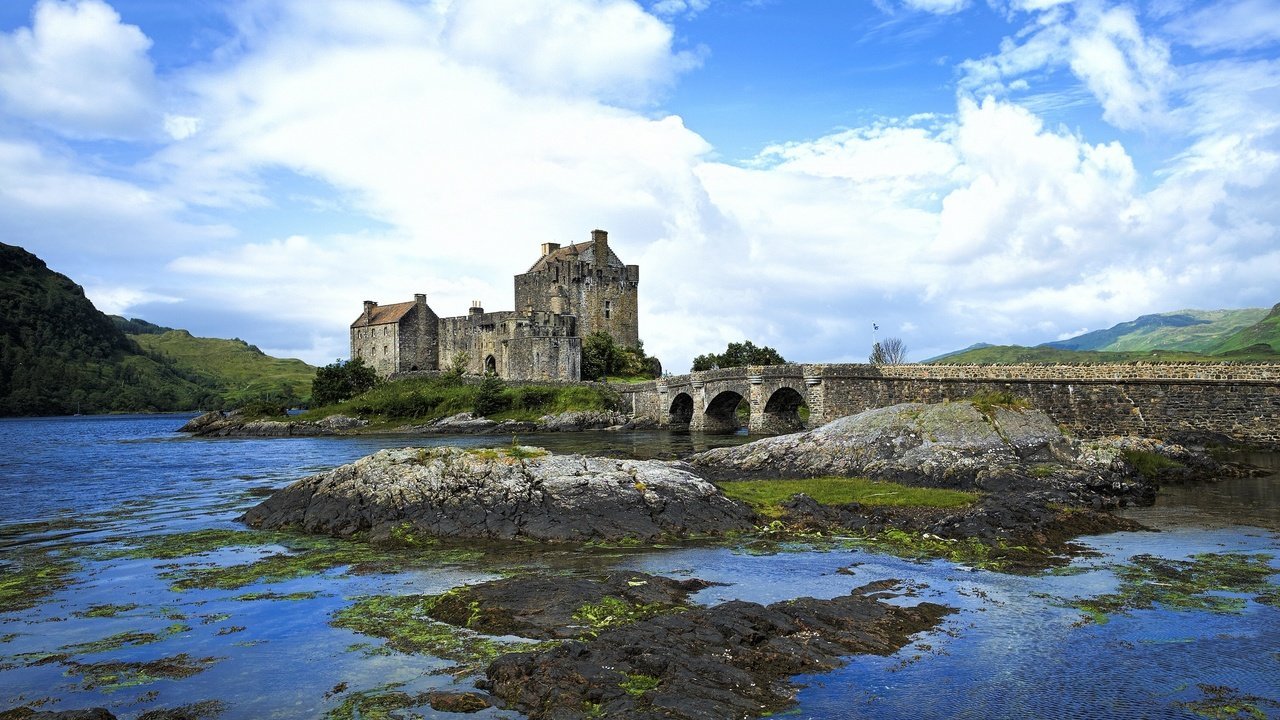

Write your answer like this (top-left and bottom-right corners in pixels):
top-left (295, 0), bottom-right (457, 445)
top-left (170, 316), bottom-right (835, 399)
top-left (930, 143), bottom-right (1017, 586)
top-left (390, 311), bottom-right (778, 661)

top-left (324, 683), bottom-right (428, 720)
top-left (1177, 684), bottom-right (1280, 719)
top-left (330, 593), bottom-right (535, 673)
top-left (58, 625), bottom-right (188, 655)
top-left (1071, 553), bottom-right (1278, 624)
top-left (92, 528), bottom-right (298, 560)
top-left (63, 652), bottom-right (221, 692)
top-left (0, 552), bottom-right (79, 613)
top-left (73, 603), bottom-right (139, 618)
top-left (233, 590), bottom-right (320, 602)
top-left (619, 672), bottom-right (661, 696)
top-left (573, 596), bottom-right (687, 637)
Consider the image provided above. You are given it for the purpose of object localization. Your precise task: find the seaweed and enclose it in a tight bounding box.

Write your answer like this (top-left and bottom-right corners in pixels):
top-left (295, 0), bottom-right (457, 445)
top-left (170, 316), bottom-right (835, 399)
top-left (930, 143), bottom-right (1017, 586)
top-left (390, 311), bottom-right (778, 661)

top-left (1071, 553), bottom-right (1278, 624)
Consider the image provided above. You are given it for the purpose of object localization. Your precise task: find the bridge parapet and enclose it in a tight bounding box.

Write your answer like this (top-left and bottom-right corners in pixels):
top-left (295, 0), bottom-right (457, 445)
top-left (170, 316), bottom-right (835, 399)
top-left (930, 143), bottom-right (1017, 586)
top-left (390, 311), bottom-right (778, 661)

top-left (615, 362), bottom-right (1280, 446)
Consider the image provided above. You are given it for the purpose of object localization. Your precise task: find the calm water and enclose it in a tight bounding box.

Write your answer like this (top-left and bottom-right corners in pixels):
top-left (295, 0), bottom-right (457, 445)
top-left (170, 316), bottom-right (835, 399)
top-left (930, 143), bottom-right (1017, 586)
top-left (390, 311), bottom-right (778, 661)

top-left (1, 415), bottom-right (1277, 719)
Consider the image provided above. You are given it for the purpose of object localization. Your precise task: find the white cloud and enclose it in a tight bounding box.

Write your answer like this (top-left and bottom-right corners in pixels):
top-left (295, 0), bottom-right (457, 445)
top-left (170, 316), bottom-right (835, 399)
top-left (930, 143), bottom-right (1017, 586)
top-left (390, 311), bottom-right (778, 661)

top-left (83, 286), bottom-right (181, 315)
top-left (1164, 0), bottom-right (1280, 52)
top-left (0, 0), bottom-right (159, 138)
top-left (960, 1), bottom-right (1174, 130)
top-left (649, 0), bottom-right (710, 19)
top-left (901, 0), bottom-right (970, 14)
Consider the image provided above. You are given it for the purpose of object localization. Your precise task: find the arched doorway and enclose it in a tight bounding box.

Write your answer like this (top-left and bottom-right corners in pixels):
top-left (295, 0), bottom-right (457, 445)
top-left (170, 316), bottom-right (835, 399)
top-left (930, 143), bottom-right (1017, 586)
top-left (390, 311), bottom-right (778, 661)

top-left (704, 390), bottom-right (745, 434)
top-left (669, 393), bottom-right (693, 426)
top-left (484, 354), bottom-right (497, 375)
top-left (761, 387), bottom-right (808, 433)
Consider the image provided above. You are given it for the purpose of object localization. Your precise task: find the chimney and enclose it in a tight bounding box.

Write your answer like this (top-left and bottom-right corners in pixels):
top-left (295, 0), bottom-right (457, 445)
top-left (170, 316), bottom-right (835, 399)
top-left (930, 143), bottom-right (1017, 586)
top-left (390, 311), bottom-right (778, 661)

top-left (414, 293), bottom-right (426, 305)
top-left (469, 300), bottom-right (484, 316)
top-left (541, 242), bottom-right (560, 256)
top-left (591, 229), bottom-right (607, 266)
top-left (363, 300), bottom-right (377, 318)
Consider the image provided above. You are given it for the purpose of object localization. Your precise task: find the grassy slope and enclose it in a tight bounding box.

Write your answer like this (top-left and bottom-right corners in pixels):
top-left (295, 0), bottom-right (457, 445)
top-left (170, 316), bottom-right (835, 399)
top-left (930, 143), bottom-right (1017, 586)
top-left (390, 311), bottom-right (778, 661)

top-left (1209, 303), bottom-right (1280, 353)
top-left (1064, 308), bottom-right (1269, 352)
top-left (927, 345), bottom-right (1252, 364)
top-left (130, 331), bottom-right (316, 405)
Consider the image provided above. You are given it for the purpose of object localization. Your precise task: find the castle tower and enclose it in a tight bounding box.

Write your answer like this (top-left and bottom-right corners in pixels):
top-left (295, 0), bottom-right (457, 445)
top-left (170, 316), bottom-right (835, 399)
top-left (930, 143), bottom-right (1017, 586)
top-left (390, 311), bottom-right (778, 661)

top-left (514, 228), bottom-right (638, 348)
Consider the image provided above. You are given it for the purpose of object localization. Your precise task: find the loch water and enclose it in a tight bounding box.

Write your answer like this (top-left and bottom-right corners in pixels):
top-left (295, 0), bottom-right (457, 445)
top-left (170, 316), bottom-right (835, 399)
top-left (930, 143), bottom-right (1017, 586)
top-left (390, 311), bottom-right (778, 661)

top-left (0, 414), bottom-right (1277, 719)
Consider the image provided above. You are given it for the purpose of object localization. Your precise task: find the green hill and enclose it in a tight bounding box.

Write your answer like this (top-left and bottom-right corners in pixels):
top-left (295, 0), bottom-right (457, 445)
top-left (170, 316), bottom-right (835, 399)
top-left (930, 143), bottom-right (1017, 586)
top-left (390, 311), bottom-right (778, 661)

top-left (0, 243), bottom-right (222, 415)
top-left (127, 329), bottom-right (315, 406)
top-left (1044, 308), bottom-right (1268, 352)
top-left (926, 345), bottom-right (1235, 365)
top-left (1208, 303), bottom-right (1280, 354)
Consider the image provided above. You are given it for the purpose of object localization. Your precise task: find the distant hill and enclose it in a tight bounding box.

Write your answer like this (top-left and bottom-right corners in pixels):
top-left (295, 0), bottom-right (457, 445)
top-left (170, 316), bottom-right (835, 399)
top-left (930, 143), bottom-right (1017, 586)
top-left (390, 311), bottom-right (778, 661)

top-left (922, 342), bottom-right (993, 363)
top-left (127, 329), bottom-right (314, 407)
top-left (1208, 303), bottom-right (1280, 354)
top-left (1044, 308), bottom-right (1268, 352)
top-left (931, 305), bottom-right (1278, 365)
top-left (0, 243), bottom-right (221, 415)
top-left (928, 345), bottom-right (1238, 365)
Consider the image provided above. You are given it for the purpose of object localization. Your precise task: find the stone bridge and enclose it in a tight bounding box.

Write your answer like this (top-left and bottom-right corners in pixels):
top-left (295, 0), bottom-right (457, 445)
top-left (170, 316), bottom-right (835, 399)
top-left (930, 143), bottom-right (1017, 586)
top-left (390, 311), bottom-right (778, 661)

top-left (616, 362), bottom-right (1280, 448)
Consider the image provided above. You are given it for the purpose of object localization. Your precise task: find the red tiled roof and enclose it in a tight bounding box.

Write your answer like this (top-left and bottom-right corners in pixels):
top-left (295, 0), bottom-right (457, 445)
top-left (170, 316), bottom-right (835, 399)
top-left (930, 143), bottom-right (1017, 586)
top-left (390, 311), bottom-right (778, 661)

top-left (350, 300), bottom-right (415, 328)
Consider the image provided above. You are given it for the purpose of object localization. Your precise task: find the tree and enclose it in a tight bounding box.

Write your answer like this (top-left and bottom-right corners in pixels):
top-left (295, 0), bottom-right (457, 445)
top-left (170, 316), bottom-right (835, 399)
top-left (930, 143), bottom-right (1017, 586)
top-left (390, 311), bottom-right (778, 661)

top-left (581, 331), bottom-right (620, 381)
top-left (312, 357), bottom-right (379, 406)
top-left (690, 341), bottom-right (786, 372)
top-left (472, 372), bottom-right (507, 416)
top-left (869, 337), bottom-right (908, 365)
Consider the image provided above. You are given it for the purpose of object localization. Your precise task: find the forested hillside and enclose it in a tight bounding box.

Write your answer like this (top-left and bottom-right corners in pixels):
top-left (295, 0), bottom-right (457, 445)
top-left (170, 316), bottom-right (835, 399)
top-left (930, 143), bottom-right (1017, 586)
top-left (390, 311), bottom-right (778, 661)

top-left (0, 243), bottom-right (221, 415)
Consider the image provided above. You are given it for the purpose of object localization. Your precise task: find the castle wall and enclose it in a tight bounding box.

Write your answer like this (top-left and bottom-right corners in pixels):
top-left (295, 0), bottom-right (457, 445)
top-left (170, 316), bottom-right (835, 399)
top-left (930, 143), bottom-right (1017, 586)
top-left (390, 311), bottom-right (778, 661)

top-left (350, 322), bottom-right (400, 377)
top-left (396, 304), bottom-right (439, 373)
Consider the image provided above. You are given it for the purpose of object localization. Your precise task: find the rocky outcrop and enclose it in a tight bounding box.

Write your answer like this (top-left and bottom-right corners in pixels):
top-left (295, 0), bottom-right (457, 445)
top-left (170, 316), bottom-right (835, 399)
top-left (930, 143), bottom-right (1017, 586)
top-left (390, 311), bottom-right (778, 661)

top-left (692, 401), bottom-right (1072, 486)
top-left (427, 571), bottom-right (716, 640)
top-left (177, 411), bottom-right (367, 437)
top-left (480, 579), bottom-right (951, 720)
top-left (240, 447), bottom-right (756, 542)
top-left (537, 410), bottom-right (632, 432)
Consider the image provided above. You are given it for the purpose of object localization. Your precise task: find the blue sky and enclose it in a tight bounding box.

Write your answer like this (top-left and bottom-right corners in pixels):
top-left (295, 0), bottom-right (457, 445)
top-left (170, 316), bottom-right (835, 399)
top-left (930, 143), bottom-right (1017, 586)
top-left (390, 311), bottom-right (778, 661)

top-left (2, 0), bottom-right (1278, 369)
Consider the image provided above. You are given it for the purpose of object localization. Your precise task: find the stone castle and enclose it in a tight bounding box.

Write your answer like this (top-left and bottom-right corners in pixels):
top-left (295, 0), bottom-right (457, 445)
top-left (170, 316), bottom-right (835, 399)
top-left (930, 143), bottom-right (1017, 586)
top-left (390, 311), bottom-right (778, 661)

top-left (350, 229), bottom-right (638, 381)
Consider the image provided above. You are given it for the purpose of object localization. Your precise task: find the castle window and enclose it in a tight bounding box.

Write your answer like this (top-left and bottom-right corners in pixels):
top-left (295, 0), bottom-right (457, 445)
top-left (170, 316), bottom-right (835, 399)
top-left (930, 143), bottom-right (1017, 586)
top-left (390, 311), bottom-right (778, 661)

top-left (604, 300), bottom-right (611, 319)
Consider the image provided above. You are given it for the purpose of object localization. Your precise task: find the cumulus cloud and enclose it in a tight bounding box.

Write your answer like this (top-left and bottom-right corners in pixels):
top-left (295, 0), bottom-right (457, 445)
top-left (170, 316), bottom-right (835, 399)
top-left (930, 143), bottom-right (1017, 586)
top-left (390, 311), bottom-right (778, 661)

top-left (961, 1), bottom-right (1174, 130)
top-left (3, 0), bottom-right (1278, 368)
top-left (0, 0), bottom-right (159, 138)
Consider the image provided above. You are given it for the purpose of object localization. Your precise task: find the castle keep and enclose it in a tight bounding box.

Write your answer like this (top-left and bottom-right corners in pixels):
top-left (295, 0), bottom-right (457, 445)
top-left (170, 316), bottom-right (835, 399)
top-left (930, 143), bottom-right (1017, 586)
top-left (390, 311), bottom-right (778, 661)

top-left (350, 229), bottom-right (639, 381)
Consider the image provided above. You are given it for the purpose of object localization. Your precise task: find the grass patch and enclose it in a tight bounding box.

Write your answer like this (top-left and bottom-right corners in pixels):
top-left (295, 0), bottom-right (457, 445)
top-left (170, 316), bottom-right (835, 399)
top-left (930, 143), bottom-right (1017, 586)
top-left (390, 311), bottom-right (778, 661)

top-left (1070, 553), bottom-right (1278, 625)
top-left (1120, 449), bottom-right (1185, 478)
top-left (300, 374), bottom-right (621, 423)
top-left (967, 390), bottom-right (1032, 416)
top-left (719, 477), bottom-right (979, 519)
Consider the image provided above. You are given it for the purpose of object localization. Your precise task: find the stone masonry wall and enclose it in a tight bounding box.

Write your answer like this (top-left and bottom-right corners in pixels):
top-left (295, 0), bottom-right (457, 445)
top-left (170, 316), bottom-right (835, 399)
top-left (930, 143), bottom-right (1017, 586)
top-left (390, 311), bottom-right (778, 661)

top-left (619, 363), bottom-right (1280, 447)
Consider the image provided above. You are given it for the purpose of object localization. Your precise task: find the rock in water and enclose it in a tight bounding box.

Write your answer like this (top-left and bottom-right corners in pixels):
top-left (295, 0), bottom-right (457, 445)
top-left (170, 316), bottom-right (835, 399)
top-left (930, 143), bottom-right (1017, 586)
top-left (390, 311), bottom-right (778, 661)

top-left (691, 401), bottom-right (1072, 487)
top-left (240, 447), bottom-right (756, 542)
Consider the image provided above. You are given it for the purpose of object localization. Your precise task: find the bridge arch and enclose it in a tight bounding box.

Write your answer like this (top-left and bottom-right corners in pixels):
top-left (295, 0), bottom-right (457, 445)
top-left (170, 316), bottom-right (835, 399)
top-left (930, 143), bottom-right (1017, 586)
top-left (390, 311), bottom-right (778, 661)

top-left (760, 386), bottom-right (808, 434)
top-left (669, 392), bottom-right (693, 426)
top-left (704, 389), bottom-right (745, 434)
